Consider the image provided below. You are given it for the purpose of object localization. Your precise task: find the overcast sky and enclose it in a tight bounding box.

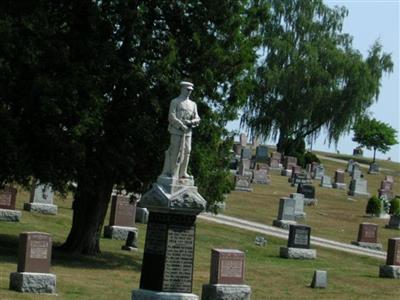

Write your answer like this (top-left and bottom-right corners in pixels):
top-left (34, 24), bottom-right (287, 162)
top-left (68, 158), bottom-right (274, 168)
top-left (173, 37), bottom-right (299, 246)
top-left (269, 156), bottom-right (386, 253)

top-left (227, 0), bottom-right (400, 162)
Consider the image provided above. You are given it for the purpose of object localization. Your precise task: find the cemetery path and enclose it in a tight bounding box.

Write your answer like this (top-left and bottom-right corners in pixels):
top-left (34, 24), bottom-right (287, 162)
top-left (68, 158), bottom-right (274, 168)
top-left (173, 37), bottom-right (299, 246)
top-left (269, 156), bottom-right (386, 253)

top-left (199, 213), bottom-right (387, 260)
top-left (317, 155), bottom-right (393, 173)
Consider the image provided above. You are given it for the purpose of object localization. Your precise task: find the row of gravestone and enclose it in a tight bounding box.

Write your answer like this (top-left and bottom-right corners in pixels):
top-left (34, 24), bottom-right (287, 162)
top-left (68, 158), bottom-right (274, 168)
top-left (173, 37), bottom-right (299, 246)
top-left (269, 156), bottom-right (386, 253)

top-left (0, 185), bottom-right (149, 226)
top-left (8, 229), bottom-right (256, 298)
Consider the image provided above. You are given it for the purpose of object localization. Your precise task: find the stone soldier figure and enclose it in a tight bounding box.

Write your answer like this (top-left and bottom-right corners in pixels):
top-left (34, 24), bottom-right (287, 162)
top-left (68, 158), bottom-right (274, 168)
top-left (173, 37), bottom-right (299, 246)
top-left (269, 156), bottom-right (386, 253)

top-left (161, 81), bottom-right (200, 179)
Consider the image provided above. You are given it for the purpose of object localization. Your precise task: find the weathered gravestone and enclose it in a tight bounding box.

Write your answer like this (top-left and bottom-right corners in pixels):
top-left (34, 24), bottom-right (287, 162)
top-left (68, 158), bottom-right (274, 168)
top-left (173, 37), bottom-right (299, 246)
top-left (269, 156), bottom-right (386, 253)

top-left (351, 223), bottom-right (382, 251)
top-left (290, 193), bottom-right (306, 220)
top-left (379, 238), bottom-right (400, 279)
top-left (351, 163), bottom-right (362, 180)
top-left (235, 174), bottom-right (253, 192)
top-left (310, 270), bottom-right (327, 289)
top-left (132, 81), bottom-right (206, 300)
top-left (297, 184), bottom-right (317, 206)
top-left (348, 178), bottom-right (370, 197)
top-left (320, 175), bottom-right (332, 188)
top-left (238, 159), bottom-right (251, 174)
top-left (312, 165), bottom-right (325, 180)
top-left (332, 169), bottom-right (346, 189)
top-left (252, 169), bottom-right (270, 184)
top-left (201, 249), bottom-right (251, 300)
top-left (378, 180), bottom-right (394, 200)
top-left (239, 133), bottom-right (247, 147)
top-left (280, 225), bottom-right (316, 259)
top-left (0, 186), bottom-right (21, 222)
top-left (9, 232), bottom-right (56, 293)
top-left (24, 183), bottom-right (57, 215)
top-left (272, 197), bottom-right (297, 229)
top-left (269, 151), bottom-right (282, 170)
top-left (240, 148), bottom-right (252, 161)
top-left (282, 156), bottom-right (297, 176)
top-left (368, 162), bottom-right (379, 174)
top-left (104, 194), bottom-right (138, 240)
top-left (346, 159), bottom-right (355, 173)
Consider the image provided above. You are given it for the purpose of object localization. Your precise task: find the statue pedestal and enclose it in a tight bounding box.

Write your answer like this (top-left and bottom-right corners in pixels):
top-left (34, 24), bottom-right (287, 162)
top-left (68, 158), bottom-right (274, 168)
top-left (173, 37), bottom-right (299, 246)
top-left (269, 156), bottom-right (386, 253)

top-left (133, 176), bottom-right (206, 299)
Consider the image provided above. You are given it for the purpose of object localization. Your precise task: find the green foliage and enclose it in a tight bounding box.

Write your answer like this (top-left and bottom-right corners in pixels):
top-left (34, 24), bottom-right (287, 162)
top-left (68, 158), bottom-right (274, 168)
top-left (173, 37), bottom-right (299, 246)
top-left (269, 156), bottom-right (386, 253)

top-left (0, 0), bottom-right (263, 253)
top-left (282, 137), bottom-right (306, 167)
top-left (389, 197), bottom-right (400, 216)
top-left (352, 116), bottom-right (397, 162)
top-left (241, 0), bottom-right (393, 155)
top-left (303, 152), bottom-right (320, 168)
top-left (366, 195), bottom-right (381, 216)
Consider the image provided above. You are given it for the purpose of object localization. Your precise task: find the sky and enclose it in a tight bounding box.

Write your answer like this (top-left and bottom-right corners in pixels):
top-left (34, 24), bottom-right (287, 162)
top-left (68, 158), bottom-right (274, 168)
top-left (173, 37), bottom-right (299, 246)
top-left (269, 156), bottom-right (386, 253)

top-left (227, 0), bottom-right (400, 162)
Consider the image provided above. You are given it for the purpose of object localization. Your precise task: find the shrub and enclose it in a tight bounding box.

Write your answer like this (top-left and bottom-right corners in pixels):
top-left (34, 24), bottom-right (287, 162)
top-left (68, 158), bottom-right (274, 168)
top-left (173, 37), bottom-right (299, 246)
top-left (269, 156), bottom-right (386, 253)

top-left (389, 197), bottom-right (400, 216)
top-left (366, 195), bottom-right (381, 216)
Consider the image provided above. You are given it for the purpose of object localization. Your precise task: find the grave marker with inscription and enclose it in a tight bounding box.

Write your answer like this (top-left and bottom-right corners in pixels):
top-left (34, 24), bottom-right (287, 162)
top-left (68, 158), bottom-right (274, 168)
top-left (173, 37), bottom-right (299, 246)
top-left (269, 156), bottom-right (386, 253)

top-left (24, 183), bottom-right (57, 215)
top-left (132, 83), bottom-right (206, 300)
top-left (0, 186), bottom-right (21, 222)
top-left (333, 169), bottom-right (346, 189)
top-left (201, 249), bottom-right (251, 300)
top-left (104, 194), bottom-right (138, 240)
top-left (348, 178), bottom-right (370, 197)
top-left (379, 238), bottom-right (400, 279)
top-left (9, 232), bottom-right (56, 293)
top-left (272, 197), bottom-right (297, 229)
top-left (280, 225), bottom-right (316, 259)
top-left (351, 223), bottom-right (382, 251)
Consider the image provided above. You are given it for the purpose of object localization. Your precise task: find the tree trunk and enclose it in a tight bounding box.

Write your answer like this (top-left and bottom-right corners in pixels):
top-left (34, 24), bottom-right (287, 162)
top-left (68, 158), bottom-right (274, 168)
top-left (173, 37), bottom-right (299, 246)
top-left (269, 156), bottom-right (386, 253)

top-left (373, 148), bottom-right (376, 163)
top-left (277, 128), bottom-right (288, 154)
top-left (59, 171), bottom-right (113, 255)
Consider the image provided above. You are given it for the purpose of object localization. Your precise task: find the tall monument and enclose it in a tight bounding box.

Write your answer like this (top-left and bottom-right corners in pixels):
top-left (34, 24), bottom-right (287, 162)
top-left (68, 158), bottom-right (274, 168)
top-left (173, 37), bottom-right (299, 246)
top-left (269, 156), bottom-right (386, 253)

top-left (132, 81), bottom-right (206, 300)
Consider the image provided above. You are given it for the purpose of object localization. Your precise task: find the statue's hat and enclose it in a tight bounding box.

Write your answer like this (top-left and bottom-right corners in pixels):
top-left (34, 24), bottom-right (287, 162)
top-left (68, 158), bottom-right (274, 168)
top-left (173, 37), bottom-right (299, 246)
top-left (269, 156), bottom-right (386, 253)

top-left (180, 81), bottom-right (194, 90)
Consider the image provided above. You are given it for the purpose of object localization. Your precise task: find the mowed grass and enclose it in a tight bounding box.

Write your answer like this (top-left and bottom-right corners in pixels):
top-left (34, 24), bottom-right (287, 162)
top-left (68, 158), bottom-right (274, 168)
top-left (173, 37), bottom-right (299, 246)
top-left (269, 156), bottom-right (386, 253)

top-left (225, 157), bottom-right (400, 249)
top-left (0, 172), bottom-right (398, 299)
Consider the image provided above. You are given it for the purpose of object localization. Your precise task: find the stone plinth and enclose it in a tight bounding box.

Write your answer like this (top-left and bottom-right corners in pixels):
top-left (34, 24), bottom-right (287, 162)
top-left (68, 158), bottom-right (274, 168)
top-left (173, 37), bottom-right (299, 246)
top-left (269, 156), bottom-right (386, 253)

top-left (23, 203), bottom-right (57, 215)
top-left (279, 247), bottom-right (316, 259)
top-left (132, 289), bottom-right (198, 300)
top-left (201, 284), bottom-right (251, 300)
top-left (104, 225), bottom-right (138, 240)
top-left (351, 241), bottom-right (383, 251)
top-left (234, 175), bottom-right (253, 192)
top-left (332, 182), bottom-right (346, 189)
top-left (133, 176), bottom-right (206, 298)
top-left (379, 265), bottom-right (400, 279)
top-left (9, 272), bottom-right (56, 293)
top-left (0, 208), bottom-right (21, 222)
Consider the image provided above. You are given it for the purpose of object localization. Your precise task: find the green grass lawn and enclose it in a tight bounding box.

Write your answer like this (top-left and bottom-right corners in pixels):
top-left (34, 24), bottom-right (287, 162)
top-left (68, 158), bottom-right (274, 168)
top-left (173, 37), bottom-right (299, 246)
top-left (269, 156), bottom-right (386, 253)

top-left (224, 157), bottom-right (400, 250)
top-left (0, 182), bottom-right (399, 299)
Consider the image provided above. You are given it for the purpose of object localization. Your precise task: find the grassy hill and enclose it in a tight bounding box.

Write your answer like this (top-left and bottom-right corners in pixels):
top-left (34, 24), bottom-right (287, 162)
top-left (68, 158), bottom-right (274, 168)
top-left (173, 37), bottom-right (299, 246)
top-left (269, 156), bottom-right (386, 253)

top-left (0, 155), bottom-right (399, 299)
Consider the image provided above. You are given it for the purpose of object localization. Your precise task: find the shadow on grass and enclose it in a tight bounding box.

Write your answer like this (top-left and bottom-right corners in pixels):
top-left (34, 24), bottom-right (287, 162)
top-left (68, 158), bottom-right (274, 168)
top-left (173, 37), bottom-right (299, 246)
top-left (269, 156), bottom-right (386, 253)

top-left (52, 243), bottom-right (142, 271)
top-left (0, 234), bottom-right (141, 272)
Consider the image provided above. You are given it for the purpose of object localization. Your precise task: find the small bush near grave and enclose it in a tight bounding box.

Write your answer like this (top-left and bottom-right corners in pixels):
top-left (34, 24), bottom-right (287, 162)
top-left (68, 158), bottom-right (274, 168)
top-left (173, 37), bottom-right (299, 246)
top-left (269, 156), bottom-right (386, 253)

top-left (389, 197), bottom-right (400, 216)
top-left (366, 195), bottom-right (381, 216)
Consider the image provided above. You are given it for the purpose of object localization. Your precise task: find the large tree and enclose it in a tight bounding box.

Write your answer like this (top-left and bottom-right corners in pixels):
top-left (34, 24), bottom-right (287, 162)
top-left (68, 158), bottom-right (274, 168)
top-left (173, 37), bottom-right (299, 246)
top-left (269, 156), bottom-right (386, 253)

top-left (0, 0), bottom-right (263, 254)
top-left (352, 116), bottom-right (397, 163)
top-left (241, 0), bottom-right (393, 155)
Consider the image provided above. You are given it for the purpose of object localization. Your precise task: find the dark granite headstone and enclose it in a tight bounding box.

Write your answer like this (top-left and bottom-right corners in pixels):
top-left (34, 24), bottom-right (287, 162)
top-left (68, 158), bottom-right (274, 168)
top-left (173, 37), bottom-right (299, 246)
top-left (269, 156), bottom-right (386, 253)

top-left (287, 225), bottom-right (311, 249)
top-left (0, 186), bottom-right (17, 210)
top-left (297, 184), bottom-right (315, 199)
top-left (210, 249), bottom-right (245, 285)
top-left (386, 238), bottom-right (400, 266)
top-left (139, 213), bottom-right (196, 293)
top-left (17, 232), bottom-right (52, 273)
top-left (109, 195), bottom-right (136, 227)
top-left (357, 223), bottom-right (378, 243)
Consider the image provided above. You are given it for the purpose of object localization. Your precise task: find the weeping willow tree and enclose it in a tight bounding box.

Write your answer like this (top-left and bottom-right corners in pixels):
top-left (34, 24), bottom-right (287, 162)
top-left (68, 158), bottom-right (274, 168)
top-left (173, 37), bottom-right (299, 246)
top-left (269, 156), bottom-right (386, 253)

top-left (241, 0), bottom-right (393, 156)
